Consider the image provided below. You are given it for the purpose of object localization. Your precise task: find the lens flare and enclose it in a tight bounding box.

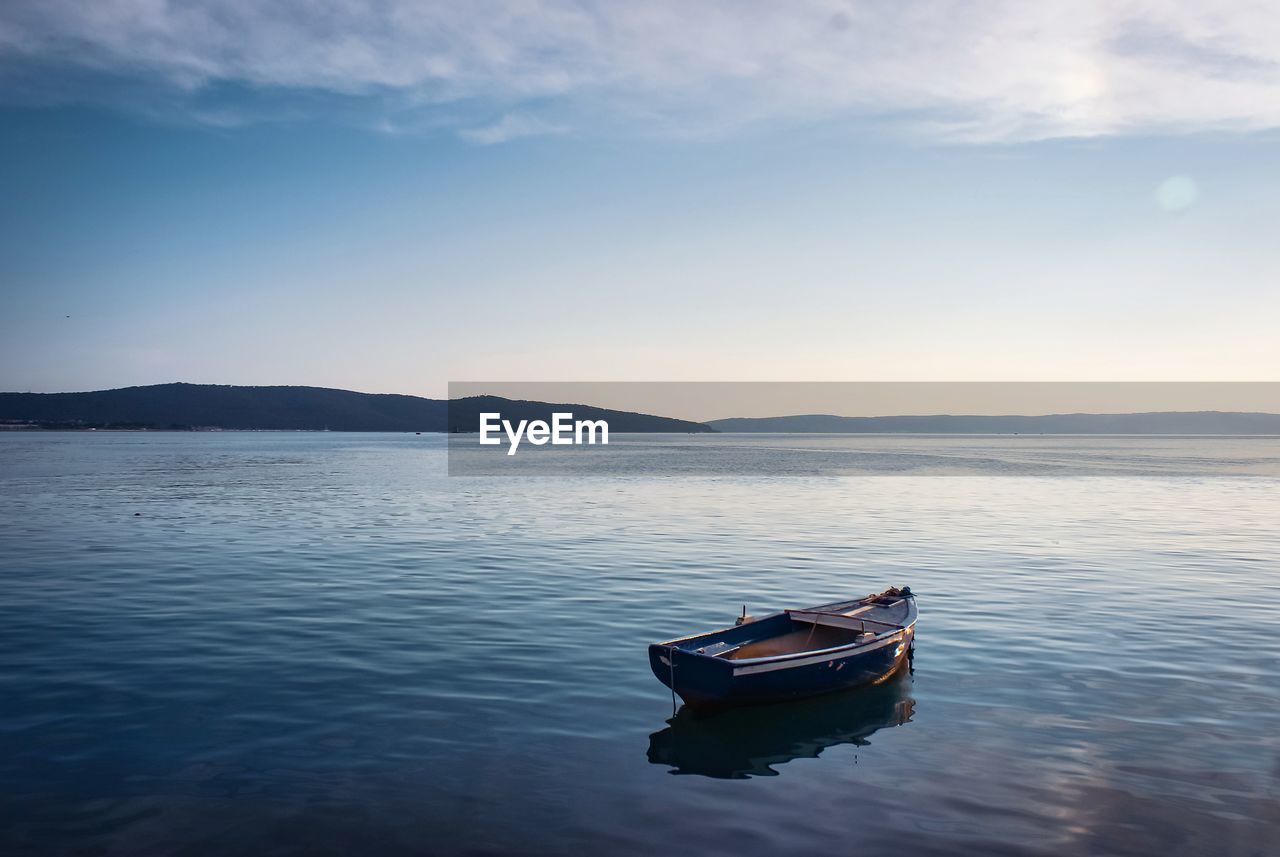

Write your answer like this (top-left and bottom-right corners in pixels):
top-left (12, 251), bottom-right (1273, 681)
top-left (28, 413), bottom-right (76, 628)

top-left (1156, 176), bottom-right (1198, 211)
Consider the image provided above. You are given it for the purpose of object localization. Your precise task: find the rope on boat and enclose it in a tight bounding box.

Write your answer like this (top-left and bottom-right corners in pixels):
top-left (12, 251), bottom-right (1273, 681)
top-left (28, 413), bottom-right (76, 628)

top-left (668, 645), bottom-right (678, 718)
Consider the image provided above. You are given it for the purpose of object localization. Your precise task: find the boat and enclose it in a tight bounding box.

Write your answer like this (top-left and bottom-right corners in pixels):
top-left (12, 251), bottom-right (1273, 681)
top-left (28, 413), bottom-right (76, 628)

top-left (648, 586), bottom-right (916, 710)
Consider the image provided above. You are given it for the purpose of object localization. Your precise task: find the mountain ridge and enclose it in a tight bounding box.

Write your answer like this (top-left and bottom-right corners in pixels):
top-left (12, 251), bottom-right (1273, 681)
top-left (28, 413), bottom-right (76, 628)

top-left (0, 383), bottom-right (714, 433)
top-left (4, 384), bottom-right (1278, 434)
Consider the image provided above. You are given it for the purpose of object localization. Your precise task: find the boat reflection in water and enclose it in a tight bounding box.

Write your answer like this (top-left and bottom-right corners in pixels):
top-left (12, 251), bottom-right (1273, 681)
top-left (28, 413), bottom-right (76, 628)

top-left (647, 665), bottom-right (915, 779)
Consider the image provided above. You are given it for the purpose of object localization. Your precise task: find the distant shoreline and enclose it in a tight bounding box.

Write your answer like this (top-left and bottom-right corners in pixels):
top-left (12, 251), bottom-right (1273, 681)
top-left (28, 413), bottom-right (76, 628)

top-left (4, 383), bottom-right (1280, 435)
top-left (5, 428), bottom-right (1280, 438)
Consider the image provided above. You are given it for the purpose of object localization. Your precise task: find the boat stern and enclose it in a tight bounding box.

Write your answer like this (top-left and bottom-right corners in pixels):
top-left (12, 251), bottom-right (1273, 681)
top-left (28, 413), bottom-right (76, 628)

top-left (648, 643), bottom-right (737, 708)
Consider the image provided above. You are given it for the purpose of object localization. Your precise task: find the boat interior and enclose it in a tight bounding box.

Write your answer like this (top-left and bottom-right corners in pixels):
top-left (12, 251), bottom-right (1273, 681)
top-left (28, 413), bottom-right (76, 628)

top-left (688, 592), bottom-right (913, 660)
top-left (722, 623), bottom-right (868, 660)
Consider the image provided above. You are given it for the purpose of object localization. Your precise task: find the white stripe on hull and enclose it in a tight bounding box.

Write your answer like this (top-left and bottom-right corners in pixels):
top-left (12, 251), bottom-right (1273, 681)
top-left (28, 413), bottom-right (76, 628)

top-left (731, 629), bottom-right (910, 676)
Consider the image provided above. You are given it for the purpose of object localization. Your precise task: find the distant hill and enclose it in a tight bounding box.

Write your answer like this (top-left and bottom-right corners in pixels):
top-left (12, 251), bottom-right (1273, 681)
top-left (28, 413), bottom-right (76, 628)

top-left (0, 384), bottom-right (714, 433)
top-left (707, 412), bottom-right (1280, 434)
top-left (7, 386), bottom-right (1275, 434)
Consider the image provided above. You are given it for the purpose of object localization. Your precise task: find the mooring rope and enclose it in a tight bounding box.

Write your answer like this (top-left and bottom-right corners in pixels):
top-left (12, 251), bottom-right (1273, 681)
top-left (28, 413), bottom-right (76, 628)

top-left (668, 645), bottom-right (678, 718)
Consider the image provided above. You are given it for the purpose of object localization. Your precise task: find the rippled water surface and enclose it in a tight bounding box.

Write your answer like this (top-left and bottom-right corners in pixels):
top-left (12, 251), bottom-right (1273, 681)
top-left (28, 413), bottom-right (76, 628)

top-left (2, 433), bottom-right (1278, 856)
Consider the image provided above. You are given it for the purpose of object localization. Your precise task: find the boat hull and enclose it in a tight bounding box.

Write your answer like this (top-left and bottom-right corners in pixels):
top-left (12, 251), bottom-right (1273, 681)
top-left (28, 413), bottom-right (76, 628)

top-left (649, 619), bottom-right (914, 710)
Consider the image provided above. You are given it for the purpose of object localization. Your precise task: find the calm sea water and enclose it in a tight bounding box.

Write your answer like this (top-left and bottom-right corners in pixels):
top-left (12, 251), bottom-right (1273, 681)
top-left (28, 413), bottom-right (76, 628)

top-left (2, 433), bottom-right (1278, 856)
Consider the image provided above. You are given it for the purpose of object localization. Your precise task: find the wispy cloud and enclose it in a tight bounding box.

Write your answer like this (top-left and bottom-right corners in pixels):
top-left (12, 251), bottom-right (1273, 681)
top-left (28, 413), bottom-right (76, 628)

top-left (2, 1), bottom-right (1279, 142)
top-left (459, 113), bottom-right (568, 145)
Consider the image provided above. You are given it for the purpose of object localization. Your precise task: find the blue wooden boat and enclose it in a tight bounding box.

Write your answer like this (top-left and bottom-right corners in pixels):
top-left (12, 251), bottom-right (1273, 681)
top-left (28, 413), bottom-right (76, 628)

top-left (649, 586), bottom-right (916, 710)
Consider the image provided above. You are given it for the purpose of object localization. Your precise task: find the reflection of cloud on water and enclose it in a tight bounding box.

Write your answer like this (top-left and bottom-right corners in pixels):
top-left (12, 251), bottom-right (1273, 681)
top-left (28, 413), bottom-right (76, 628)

top-left (647, 668), bottom-right (915, 779)
top-left (1038, 736), bottom-right (1278, 857)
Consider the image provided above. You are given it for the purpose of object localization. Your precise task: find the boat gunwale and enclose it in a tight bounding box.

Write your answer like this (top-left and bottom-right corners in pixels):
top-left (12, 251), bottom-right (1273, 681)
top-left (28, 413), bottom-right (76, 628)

top-left (654, 599), bottom-right (917, 668)
top-left (653, 611), bottom-right (788, 649)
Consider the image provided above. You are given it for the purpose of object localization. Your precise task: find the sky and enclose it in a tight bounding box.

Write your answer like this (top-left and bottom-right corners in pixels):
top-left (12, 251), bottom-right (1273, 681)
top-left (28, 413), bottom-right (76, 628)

top-left (1, 1), bottom-right (1278, 397)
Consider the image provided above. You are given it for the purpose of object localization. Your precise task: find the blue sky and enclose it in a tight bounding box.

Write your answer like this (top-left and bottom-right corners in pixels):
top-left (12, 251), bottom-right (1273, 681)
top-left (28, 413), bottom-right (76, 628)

top-left (2, 2), bottom-right (1278, 395)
